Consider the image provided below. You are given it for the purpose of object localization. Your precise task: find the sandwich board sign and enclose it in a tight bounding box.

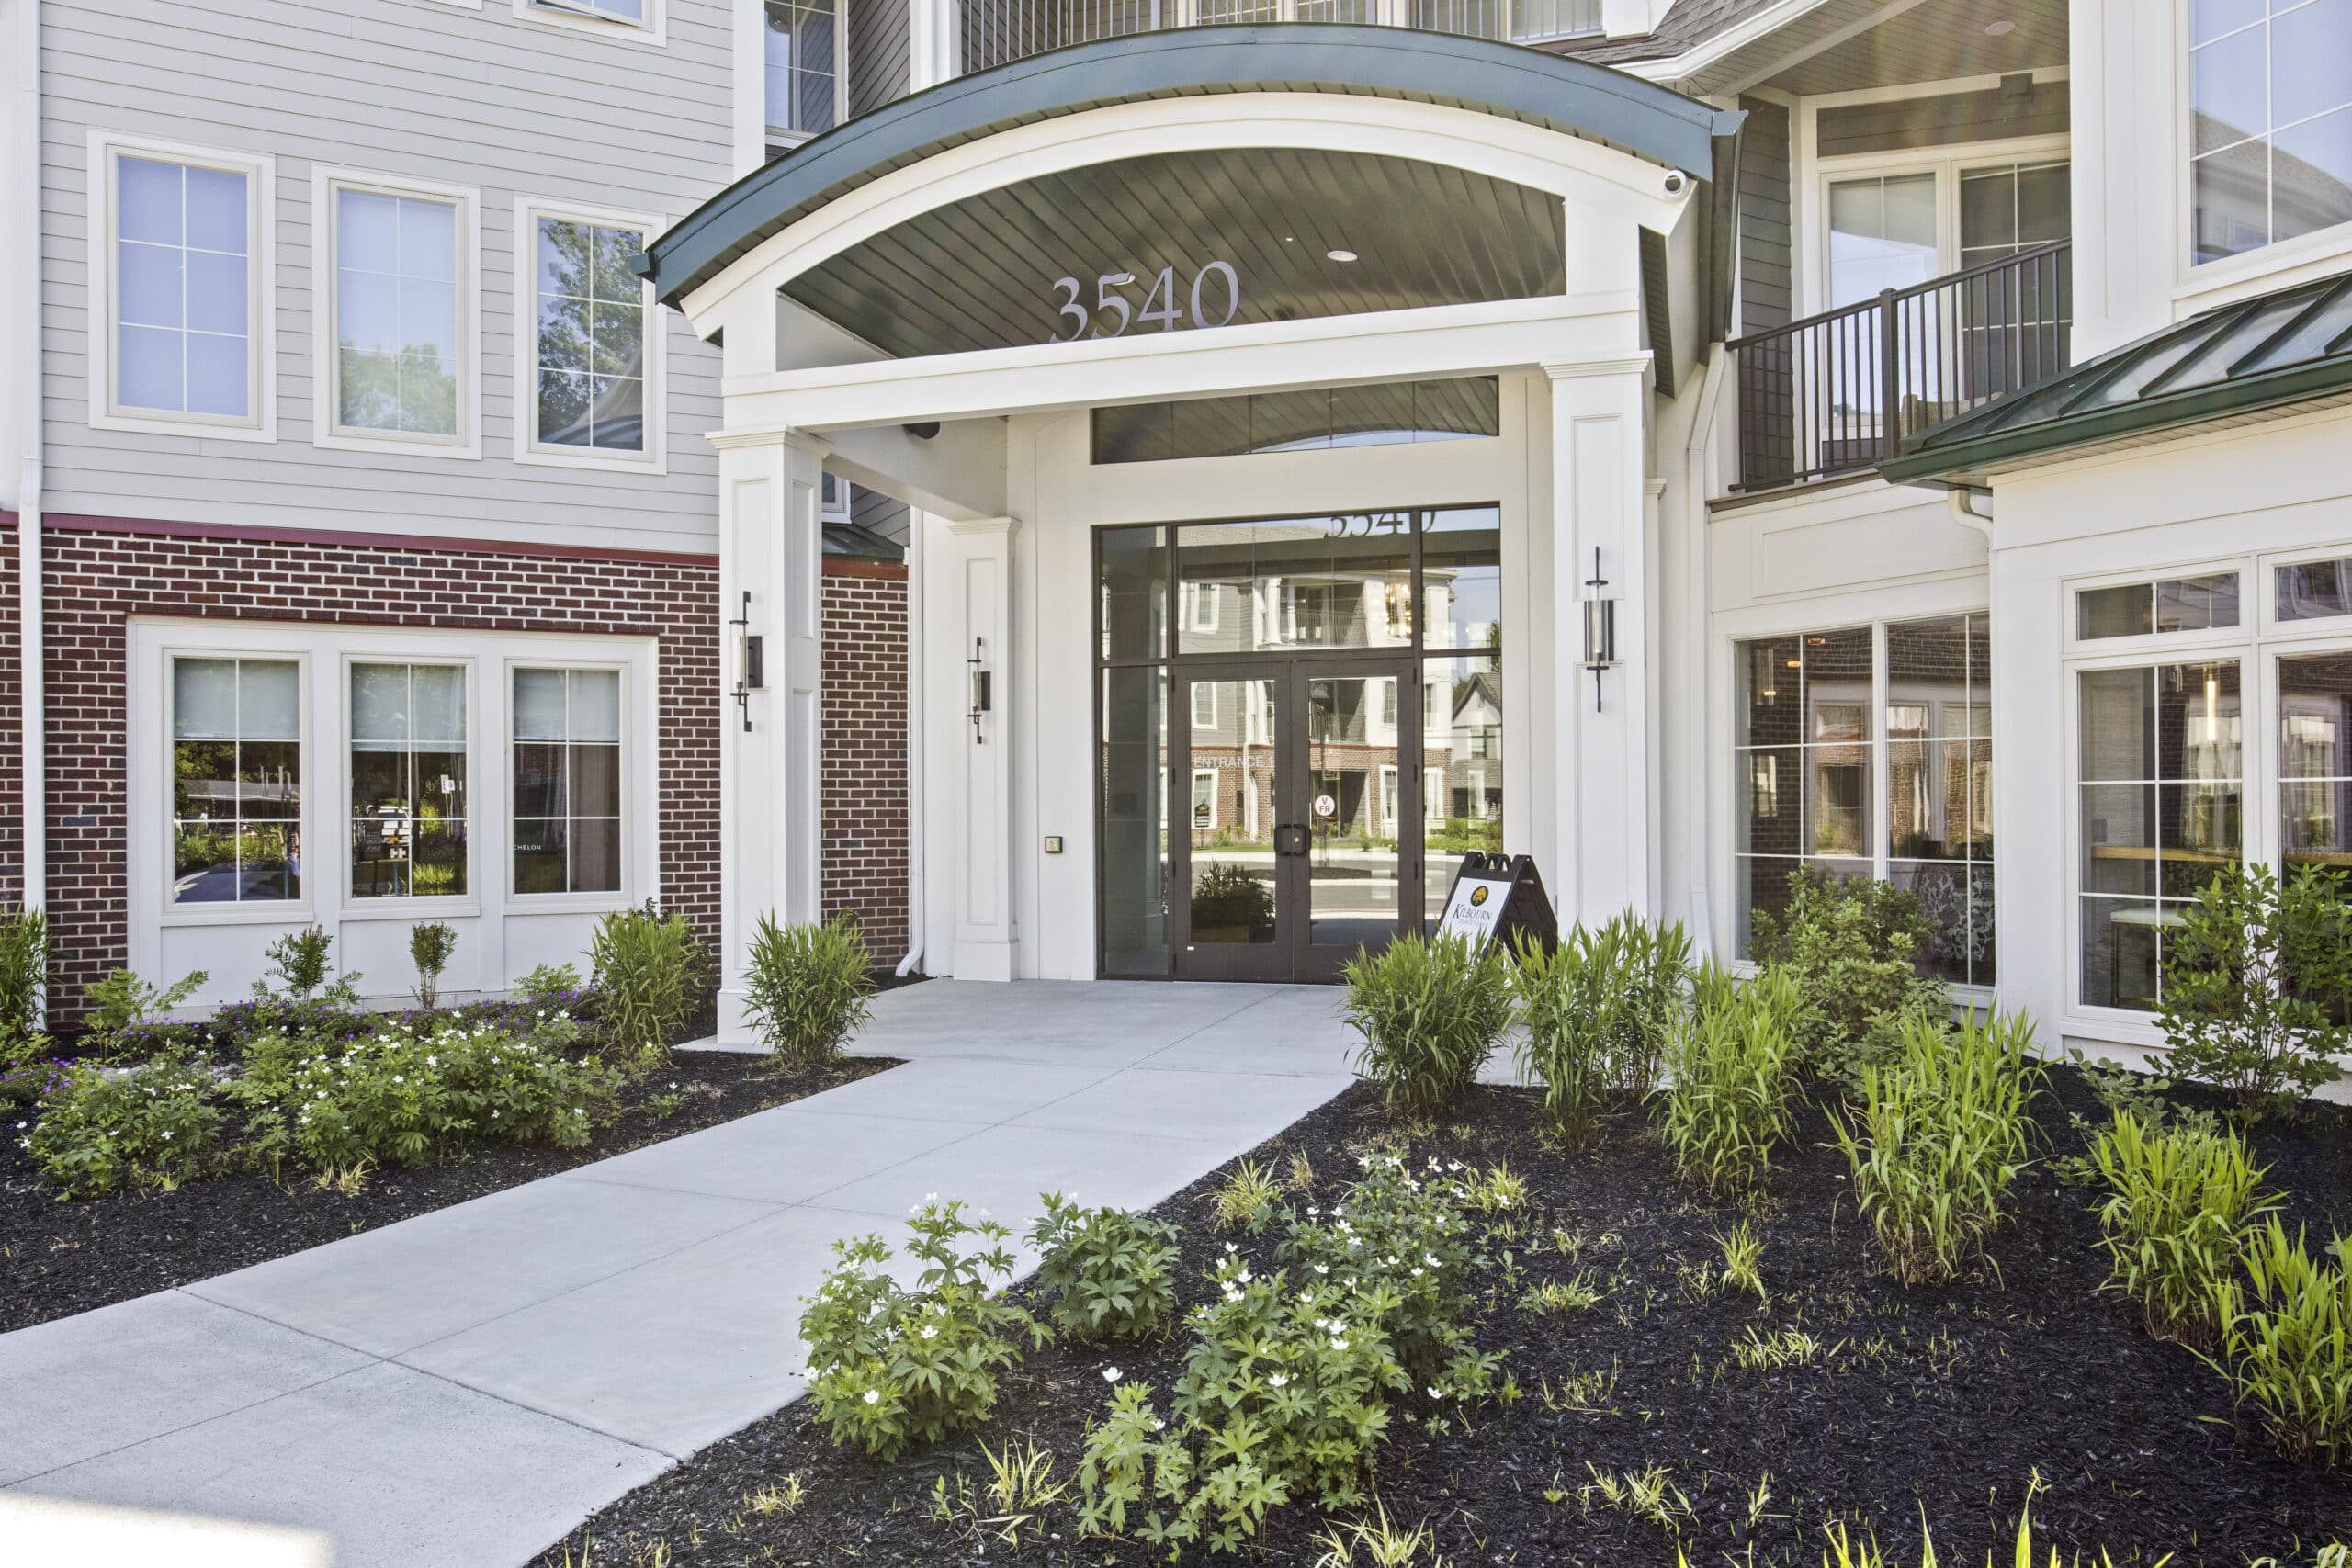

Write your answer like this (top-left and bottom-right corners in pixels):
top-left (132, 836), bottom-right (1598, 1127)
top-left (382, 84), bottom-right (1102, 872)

top-left (1433, 852), bottom-right (1558, 955)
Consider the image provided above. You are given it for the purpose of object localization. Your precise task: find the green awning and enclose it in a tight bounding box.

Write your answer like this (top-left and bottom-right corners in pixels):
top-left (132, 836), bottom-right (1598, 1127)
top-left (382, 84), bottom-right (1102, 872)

top-left (1879, 268), bottom-right (2352, 490)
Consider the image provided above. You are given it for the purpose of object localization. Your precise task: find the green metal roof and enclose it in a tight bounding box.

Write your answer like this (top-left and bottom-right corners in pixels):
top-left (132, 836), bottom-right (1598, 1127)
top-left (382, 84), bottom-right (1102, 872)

top-left (1880, 269), bottom-right (2352, 489)
top-left (639, 24), bottom-right (1743, 308)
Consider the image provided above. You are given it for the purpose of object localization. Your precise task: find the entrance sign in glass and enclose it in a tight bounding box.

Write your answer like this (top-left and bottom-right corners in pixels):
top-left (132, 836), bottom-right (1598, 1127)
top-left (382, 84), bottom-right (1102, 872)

top-left (1095, 506), bottom-right (1502, 982)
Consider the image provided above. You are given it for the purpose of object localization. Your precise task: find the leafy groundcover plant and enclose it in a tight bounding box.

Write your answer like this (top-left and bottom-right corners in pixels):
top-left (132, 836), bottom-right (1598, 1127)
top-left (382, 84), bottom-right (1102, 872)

top-left (1838, 1007), bottom-right (2043, 1285)
top-left (799, 1199), bottom-right (1048, 1462)
top-left (740, 913), bottom-right (876, 1070)
top-left (1510, 913), bottom-right (1693, 1145)
top-left (1341, 932), bottom-right (1512, 1119)
top-left (1029, 1193), bottom-right (1181, 1342)
top-left (2090, 1110), bottom-right (2280, 1344)
top-left (1075, 1153), bottom-right (1500, 1555)
top-left (26, 1049), bottom-right (227, 1197)
top-left (1654, 964), bottom-right (1801, 1196)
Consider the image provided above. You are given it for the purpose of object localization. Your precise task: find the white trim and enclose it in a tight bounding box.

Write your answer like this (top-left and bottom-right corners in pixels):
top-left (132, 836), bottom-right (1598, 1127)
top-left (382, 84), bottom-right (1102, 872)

top-left (505, 656), bottom-right (650, 909)
top-left (510, 197), bottom-right (667, 474)
top-left (85, 130), bottom-right (277, 443)
top-left (310, 164), bottom-right (483, 460)
top-left (1190, 679), bottom-right (1216, 729)
top-left (342, 653), bottom-right (482, 917)
top-left (2058, 556), bottom-right (2249, 658)
top-left (759, 0), bottom-right (851, 144)
top-left (513, 0), bottom-right (666, 47)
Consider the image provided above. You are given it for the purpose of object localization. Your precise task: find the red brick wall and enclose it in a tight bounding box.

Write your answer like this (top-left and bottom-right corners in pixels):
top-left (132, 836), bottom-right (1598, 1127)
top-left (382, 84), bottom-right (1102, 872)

top-left (24, 518), bottom-right (721, 1021)
top-left (820, 558), bottom-right (910, 964)
top-left (0, 516), bottom-right (19, 911)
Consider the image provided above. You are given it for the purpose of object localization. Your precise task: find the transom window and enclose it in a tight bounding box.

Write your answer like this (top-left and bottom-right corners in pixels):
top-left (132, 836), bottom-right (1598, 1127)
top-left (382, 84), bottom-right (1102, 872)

top-left (2278, 553), bottom-right (2352, 621)
top-left (171, 658), bottom-right (301, 905)
top-left (101, 143), bottom-right (266, 432)
top-left (1736, 615), bottom-right (1995, 987)
top-left (2190, 0), bottom-right (2352, 264)
top-left (513, 668), bottom-right (623, 895)
top-left (528, 215), bottom-right (650, 457)
top-left (2076, 572), bottom-right (2244, 639)
top-left (1092, 378), bottom-right (1499, 466)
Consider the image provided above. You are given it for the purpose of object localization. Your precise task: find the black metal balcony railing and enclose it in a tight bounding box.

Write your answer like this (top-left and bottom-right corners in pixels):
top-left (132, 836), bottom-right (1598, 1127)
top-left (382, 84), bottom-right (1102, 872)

top-left (1729, 240), bottom-right (2073, 491)
top-left (960, 0), bottom-right (1605, 75)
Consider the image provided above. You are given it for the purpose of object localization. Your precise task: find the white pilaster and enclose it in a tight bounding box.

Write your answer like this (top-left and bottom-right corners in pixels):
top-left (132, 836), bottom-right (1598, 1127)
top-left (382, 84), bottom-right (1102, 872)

top-left (944, 514), bottom-right (1019, 981)
top-left (910, 0), bottom-right (958, 90)
top-left (715, 426), bottom-right (831, 1042)
top-left (1546, 355), bottom-right (1656, 929)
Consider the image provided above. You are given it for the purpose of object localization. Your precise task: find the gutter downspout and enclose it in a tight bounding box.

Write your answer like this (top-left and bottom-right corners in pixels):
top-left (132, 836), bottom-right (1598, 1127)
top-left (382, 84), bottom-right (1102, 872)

top-left (1946, 486), bottom-right (1994, 537)
top-left (17, 0), bottom-right (41, 931)
top-left (894, 508), bottom-right (924, 977)
top-left (1681, 343), bottom-right (1731, 956)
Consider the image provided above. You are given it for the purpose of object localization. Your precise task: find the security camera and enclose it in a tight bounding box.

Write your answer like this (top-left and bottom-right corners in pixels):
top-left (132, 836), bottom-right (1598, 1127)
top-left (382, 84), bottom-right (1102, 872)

top-left (1663, 171), bottom-right (1689, 196)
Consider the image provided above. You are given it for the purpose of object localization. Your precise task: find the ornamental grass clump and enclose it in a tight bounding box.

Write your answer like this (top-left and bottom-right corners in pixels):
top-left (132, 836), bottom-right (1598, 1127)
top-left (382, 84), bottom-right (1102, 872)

top-left (590, 901), bottom-right (701, 1068)
top-left (1077, 1153), bottom-right (1498, 1555)
top-left (1029, 1192), bottom-right (1181, 1342)
top-left (799, 1198), bottom-right (1046, 1462)
top-left (1510, 913), bottom-right (1693, 1144)
top-left (27, 1049), bottom-right (226, 1197)
top-left (1341, 933), bottom-right (1511, 1119)
top-left (1837, 1006), bottom-right (2043, 1286)
top-left (2089, 1110), bottom-right (2280, 1344)
top-left (1653, 964), bottom-right (1800, 1196)
top-left (740, 912), bottom-right (876, 1069)
top-left (2200, 1218), bottom-right (2352, 1466)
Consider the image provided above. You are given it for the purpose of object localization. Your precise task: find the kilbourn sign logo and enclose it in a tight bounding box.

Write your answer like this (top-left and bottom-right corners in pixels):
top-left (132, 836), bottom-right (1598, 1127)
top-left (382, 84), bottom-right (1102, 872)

top-left (1469, 885), bottom-right (1491, 908)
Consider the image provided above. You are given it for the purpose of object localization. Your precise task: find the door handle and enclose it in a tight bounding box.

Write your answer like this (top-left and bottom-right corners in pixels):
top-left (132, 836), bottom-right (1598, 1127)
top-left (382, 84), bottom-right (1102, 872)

top-left (1274, 824), bottom-right (1308, 856)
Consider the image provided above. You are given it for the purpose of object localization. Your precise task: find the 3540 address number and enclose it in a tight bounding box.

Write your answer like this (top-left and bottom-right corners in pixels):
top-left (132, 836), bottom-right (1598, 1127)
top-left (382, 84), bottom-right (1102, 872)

top-left (1048, 261), bottom-right (1240, 343)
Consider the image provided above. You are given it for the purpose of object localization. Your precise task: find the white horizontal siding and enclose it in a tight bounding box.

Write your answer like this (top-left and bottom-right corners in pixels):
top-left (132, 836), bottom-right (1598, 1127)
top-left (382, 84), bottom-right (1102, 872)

top-left (41, 0), bottom-right (732, 556)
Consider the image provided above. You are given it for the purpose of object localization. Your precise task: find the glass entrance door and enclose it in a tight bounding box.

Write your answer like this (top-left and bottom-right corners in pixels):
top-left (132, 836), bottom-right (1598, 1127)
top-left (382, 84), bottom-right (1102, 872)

top-left (1174, 658), bottom-right (1418, 981)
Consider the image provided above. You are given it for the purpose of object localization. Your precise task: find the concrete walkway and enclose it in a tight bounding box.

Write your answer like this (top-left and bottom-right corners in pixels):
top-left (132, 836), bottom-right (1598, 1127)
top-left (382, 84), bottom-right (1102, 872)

top-left (0, 981), bottom-right (1355, 1567)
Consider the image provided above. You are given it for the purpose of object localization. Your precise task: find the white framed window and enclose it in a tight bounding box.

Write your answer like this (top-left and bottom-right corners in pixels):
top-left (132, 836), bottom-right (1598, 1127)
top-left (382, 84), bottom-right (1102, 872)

top-left (517, 0), bottom-right (665, 45)
top-left (1191, 768), bottom-right (1219, 829)
top-left (513, 666), bottom-right (626, 897)
top-left (1380, 762), bottom-right (1400, 830)
top-left (312, 167), bottom-right (481, 458)
top-left (168, 656), bottom-right (304, 907)
top-left (350, 661), bottom-right (471, 901)
top-left (764, 0), bottom-right (844, 144)
top-left (1185, 582), bottom-right (1220, 634)
top-left (1190, 681), bottom-right (1216, 730)
top-left (2188, 0), bottom-right (2352, 267)
top-left (1424, 766), bottom-right (1444, 826)
top-left (513, 201), bottom-right (663, 471)
top-left (1804, 138), bottom-right (2071, 317)
top-left (88, 132), bottom-right (275, 441)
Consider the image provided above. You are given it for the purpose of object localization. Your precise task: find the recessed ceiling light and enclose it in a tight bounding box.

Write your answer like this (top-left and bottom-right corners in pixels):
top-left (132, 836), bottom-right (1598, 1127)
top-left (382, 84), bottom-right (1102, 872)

top-left (1984, 18), bottom-right (2015, 35)
top-left (1327, 248), bottom-right (1358, 263)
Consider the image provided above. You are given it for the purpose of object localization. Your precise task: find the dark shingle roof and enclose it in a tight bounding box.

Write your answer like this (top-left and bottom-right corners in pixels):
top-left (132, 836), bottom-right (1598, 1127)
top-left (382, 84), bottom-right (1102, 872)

top-left (1879, 270), bottom-right (2352, 489)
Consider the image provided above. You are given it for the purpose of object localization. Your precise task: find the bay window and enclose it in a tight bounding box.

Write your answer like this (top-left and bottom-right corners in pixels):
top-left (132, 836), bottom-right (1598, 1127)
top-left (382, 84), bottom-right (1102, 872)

top-left (1736, 614), bottom-right (1995, 986)
top-left (2190, 0), bottom-right (2352, 264)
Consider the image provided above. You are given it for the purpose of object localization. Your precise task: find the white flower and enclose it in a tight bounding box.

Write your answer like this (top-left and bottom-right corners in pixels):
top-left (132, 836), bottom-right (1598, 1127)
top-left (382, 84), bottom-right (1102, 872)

top-left (1238, 1269), bottom-right (1251, 1283)
top-left (1149, 1418), bottom-right (1166, 1432)
top-left (490, 1110), bottom-right (499, 1119)
top-left (1102, 1367), bottom-right (1123, 1383)
top-left (1268, 1373), bottom-right (1288, 1388)
top-left (1306, 1206), bottom-right (1320, 1217)
top-left (1425, 1254), bottom-right (1440, 1267)
top-left (1313, 1264), bottom-right (1329, 1276)
top-left (12, 1121), bottom-right (22, 1130)
top-left (863, 1389), bottom-right (881, 1405)
top-left (1410, 1268), bottom-right (1424, 1278)
top-left (1330, 1337), bottom-right (1349, 1352)
top-left (924, 1191), bottom-right (938, 1201)
top-left (920, 1325), bottom-right (938, 1340)
top-left (1223, 1289), bottom-right (1242, 1303)
top-left (1224, 1242), bottom-right (1238, 1254)
top-left (1428, 1385), bottom-right (1442, 1399)
top-left (161, 1131), bottom-right (174, 1141)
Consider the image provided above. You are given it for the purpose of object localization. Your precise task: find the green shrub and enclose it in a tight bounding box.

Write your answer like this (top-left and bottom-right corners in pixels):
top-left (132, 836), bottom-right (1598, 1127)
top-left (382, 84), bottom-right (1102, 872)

top-left (226, 1012), bottom-right (616, 1172)
top-left (0, 908), bottom-right (49, 1043)
top-left (1750, 868), bottom-right (1948, 1083)
top-left (2201, 1218), bottom-right (2352, 1465)
top-left (740, 913), bottom-right (875, 1068)
top-left (1652, 964), bottom-right (1799, 1195)
top-left (80, 965), bottom-right (209, 1038)
top-left (1837, 1007), bottom-right (2042, 1285)
top-left (409, 921), bottom-right (458, 1012)
top-left (798, 1199), bottom-right (1045, 1461)
top-left (1078, 1154), bottom-right (1496, 1554)
top-left (1189, 860), bottom-right (1274, 941)
top-left (1510, 914), bottom-right (1692, 1144)
top-left (515, 962), bottom-right (584, 1009)
top-left (1341, 933), bottom-right (1511, 1119)
top-left (2158, 862), bottom-right (2352, 1115)
top-left (27, 1050), bottom-right (227, 1197)
top-left (257, 924), bottom-right (361, 1007)
top-left (2090, 1111), bottom-right (2279, 1344)
top-left (1029, 1192), bottom-right (1181, 1341)
top-left (589, 901), bottom-right (698, 1066)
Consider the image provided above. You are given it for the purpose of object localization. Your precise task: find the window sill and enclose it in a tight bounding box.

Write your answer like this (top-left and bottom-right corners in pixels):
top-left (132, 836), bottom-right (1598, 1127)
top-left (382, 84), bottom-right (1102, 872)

top-left (93, 409), bottom-right (275, 444)
top-left (340, 897), bottom-right (486, 921)
top-left (513, 0), bottom-right (665, 46)
top-left (2174, 222), bottom-right (2352, 317)
top-left (159, 901), bottom-right (313, 927)
top-left (514, 444), bottom-right (667, 477)
top-left (505, 890), bottom-right (636, 916)
top-left (315, 425), bottom-right (482, 462)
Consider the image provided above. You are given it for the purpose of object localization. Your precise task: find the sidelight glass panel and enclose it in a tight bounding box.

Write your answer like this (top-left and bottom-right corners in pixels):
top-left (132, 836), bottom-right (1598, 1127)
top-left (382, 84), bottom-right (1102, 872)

top-left (1306, 674), bottom-right (1402, 950)
top-left (1422, 653), bottom-right (1501, 927)
top-left (1098, 525), bottom-right (1168, 661)
top-left (1099, 665), bottom-right (1170, 976)
top-left (1186, 676), bottom-right (1276, 945)
top-left (1420, 507), bottom-right (1502, 652)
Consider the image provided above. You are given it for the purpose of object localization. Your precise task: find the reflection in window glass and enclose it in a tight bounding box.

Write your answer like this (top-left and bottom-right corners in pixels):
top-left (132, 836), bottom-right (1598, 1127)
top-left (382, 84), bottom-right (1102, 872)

top-left (1827, 173), bottom-right (1938, 306)
top-left (334, 186), bottom-right (460, 437)
top-left (1097, 525), bottom-right (1166, 661)
top-left (1174, 514), bottom-right (1415, 655)
top-left (2076, 573), bottom-right (2243, 639)
top-left (1091, 378), bottom-right (1499, 465)
top-left (114, 155), bottom-right (251, 419)
top-left (513, 668), bottom-right (622, 895)
top-left (765, 0), bottom-right (838, 138)
top-left (2280, 650), bottom-right (2352, 875)
top-left (1885, 615), bottom-right (1996, 986)
top-left (1735, 627), bottom-right (1871, 955)
top-left (172, 657), bottom-right (300, 904)
top-left (2278, 555), bottom-right (2352, 622)
top-left (1421, 507), bottom-right (1501, 653)
top-left (351, 663), bottom-right (468, 898)
top-left (1423, 654), bottom-right (1502, 924)
top-left (2076, 660), bottom-right (2244, 1010)
top-left (534, 218), bottom-right (647, 453)
top-left (1099, 666), bottom-right (1169, 976)
top-left (2190, 0), bottom-right (2352, 263)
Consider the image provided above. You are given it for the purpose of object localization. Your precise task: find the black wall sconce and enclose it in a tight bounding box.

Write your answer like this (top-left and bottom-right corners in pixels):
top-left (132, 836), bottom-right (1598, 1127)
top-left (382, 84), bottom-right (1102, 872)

top-left (730, 591), bottom-right (763, 732)
top-left (967, 637), bottom-right (992, 744)
top-left (1581, 547), bottom-right (1618, 713)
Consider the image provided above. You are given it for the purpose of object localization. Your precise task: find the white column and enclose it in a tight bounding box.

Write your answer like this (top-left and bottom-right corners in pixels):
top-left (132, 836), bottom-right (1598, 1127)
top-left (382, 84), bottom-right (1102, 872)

top-left (910, 0), bottom-right (958, 90)
top-left (944, 515), bottom-right (1018, 980)
top-left (1546, 355), bottom-right (1656, 929)
top-left (715, 426), bottom-right (830, 1042)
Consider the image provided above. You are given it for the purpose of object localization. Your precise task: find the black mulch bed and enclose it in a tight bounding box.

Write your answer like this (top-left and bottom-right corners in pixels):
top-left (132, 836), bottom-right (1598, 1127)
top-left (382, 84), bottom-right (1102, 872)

top-left (0, 1050), bottom-right (900, 1335)
top-left (537, 1066), bottom-right (2352, 1568)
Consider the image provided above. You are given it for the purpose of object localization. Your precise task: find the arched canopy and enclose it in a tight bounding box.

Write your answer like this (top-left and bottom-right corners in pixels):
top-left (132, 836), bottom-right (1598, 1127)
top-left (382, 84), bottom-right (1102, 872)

top-left (640, 24), bottom-right (1742, 310)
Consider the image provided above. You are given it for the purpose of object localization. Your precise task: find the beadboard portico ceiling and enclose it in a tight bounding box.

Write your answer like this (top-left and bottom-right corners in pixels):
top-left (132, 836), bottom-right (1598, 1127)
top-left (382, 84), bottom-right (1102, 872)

top-left (639, 24), bottom-right (1744, 352)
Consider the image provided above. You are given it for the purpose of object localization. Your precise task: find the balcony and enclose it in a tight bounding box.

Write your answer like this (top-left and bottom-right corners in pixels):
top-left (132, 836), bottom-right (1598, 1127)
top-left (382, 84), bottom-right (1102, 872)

top-left (958, 0), bottom-right (1604, 74)
top-left (1727, 241), bottom-right (2074, 492)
